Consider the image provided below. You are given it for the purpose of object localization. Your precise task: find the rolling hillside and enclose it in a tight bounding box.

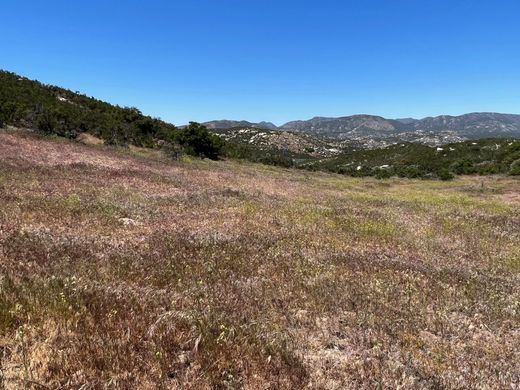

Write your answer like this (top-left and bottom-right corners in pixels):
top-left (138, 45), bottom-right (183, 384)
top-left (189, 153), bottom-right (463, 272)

top-left (1, 129), bottom-right (519, 388)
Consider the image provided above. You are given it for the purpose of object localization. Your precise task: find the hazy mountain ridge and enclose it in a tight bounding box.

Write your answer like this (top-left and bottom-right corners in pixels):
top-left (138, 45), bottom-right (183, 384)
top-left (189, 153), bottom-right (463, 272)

top-left (203, 120), bottom-right (278, 130)
top-left (409, 113), bottom-right (520, 136)
top-left (280, 113), bottom-right (520, 139)
top-left (203, 113), bottom-right (520, 143)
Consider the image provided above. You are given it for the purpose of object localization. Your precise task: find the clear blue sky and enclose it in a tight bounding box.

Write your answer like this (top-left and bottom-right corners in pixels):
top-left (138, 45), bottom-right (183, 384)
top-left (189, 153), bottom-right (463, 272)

top-left (1, 0), bottom-right (519, 125)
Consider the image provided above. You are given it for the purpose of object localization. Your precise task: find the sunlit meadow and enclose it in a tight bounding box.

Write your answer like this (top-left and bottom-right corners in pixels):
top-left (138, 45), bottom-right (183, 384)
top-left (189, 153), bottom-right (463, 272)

top-left (0, 130), bottom-right (519, 389)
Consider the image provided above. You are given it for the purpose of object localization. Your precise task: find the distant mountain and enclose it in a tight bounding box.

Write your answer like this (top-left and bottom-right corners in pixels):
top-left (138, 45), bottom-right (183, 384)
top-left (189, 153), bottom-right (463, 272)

top-left (394, 118), bottom-right (419, 125)
top-left (203, 120), bottom-right (278, 130)
top-left (279, 113), bottom-right (520, 140)
top-left (203, 112), bottom-right (520, 142)
top-left (281, 115), bottom-right (396, 138)
top-left (409, 113), bottom-right (520, 137)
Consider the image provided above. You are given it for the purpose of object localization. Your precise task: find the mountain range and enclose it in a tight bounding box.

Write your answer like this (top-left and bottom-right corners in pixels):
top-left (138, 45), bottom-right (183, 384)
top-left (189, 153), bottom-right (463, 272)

top-left (204, 113), bottom-right (520, 140)
top-left (203, 120), bottom-right (278, 130)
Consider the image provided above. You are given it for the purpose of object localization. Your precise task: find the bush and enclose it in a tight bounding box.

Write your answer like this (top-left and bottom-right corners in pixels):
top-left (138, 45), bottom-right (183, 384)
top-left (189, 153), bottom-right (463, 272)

top-left (450, 158), bottom-right (475, 175)
top-left (37, 111), bottom-right (58, 134)
top-left (174, 122), bottom-right (223, 160)
top-left (396, 165), bottom-right (422, 179)
top-left (374, 167), bottom-right (393, 179)
top-left (438, 169), bottom-right (455, 181)
top-left (509, 159), bottom-right (520, 176)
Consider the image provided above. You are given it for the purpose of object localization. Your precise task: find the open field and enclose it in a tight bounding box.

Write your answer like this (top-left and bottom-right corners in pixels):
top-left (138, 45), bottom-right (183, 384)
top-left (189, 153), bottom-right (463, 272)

top-left (0, 130), bottom-right (519, 389)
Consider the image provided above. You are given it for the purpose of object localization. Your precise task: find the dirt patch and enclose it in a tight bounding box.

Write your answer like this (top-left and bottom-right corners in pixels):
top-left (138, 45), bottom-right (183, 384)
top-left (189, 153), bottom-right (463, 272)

top-left (501, 190), bottom-right (520, 205)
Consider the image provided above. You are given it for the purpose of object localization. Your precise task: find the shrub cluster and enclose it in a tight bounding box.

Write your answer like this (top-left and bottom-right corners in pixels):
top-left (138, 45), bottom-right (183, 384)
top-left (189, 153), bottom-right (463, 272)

top-left (310, 140), bottom-right (520, 179)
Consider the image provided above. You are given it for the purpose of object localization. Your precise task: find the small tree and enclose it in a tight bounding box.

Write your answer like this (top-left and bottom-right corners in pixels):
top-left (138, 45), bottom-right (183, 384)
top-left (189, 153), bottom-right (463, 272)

top-left (438, 168), bottom-right (454, 181)
top-left (37, 111), bottom-right (58, 134)
top-left (509, 159), bottom-right (520, 176)
top-left (175, 122), bottom-right (223, 160)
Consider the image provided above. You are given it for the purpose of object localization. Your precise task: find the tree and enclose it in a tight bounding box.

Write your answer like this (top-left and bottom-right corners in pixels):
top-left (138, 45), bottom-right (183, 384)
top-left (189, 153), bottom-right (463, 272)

top-left (438, 168), bottom-right (454, 181)
top-left (174, 122), bottom-right (223, 160)
top-left (37, 111), bottom-right (58, 134)
top-left (509, 159), bottom-right (520, 176)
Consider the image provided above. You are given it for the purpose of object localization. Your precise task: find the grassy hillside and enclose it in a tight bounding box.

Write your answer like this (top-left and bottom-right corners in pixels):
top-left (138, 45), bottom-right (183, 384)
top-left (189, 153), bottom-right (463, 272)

top-left (1, 130), bottom-right (519, 388)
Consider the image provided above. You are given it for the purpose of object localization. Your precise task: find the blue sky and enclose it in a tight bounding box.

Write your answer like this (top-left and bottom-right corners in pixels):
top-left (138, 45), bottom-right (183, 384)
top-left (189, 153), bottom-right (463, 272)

top-left (1, 0), bottom-right (520, 125)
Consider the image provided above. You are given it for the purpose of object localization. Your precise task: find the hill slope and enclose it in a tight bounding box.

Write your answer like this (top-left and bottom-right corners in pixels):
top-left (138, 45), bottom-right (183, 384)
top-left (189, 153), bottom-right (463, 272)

top-left (213, 127), bottom-right (343, 158)
top-left (1, 129), bottom-right (519, 388)
top-left (307, 139), bottom-right (520, 178)
top-left (0, 70), bottom-right (227, 159)
top-left (0, 70), bottom-right (182, 147)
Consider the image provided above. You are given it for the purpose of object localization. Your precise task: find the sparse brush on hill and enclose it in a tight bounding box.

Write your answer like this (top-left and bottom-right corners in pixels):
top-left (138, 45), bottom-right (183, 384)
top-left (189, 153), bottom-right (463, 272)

top-left (0, 71), bottom-right (223, 159)
top-left (307, 139), bottom-right (520, 179)
top-left (222, 140), bottom-right (297, 168)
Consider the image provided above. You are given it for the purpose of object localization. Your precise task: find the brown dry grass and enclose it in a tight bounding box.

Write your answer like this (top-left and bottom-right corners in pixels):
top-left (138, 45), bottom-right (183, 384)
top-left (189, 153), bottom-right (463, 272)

top-left (76, 133), bottom-right (105, 146)
top-left (0, 129), bottom-right (519, 389)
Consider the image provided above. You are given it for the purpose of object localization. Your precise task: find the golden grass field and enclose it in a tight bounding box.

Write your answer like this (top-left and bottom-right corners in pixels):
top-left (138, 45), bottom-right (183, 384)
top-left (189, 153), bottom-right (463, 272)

top-left (0, 130), bottom-right (519, 389)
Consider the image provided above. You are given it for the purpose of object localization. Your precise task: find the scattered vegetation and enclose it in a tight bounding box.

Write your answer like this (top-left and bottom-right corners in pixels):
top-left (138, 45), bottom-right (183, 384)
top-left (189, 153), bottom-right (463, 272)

top-left (306, 139), bottom-right (520, 179)
top-left (0, 130), bottom-right (519, 388)
top-left (3, 70), bottom-right (520, 179)
top-left (0, 70), bottom-right (222, 159)
top-left (222, 140), bottom-right (297, 168)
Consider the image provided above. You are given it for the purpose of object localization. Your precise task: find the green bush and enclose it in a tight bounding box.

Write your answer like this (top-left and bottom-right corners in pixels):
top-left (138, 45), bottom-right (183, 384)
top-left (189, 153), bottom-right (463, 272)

top-left (174, 122), bottom-right (223, 160)
top-left (374, 167), bottom-right (393, 179)
top-left (438, 169), bottom-right (455, 181)
top-left (37, 111), bottom-right (58, 134)
top-left (450, 158), bottom-right (475, 174)
top-left (509, 159), bottom-right (520, 175)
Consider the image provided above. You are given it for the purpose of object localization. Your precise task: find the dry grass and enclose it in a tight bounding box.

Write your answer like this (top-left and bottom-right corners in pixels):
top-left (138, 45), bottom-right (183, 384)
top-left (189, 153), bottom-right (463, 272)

top-left (0, 129), bottom-right (519, 389)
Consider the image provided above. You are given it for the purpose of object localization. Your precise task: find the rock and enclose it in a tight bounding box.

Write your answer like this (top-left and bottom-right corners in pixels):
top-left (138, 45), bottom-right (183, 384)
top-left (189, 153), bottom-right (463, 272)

top-left (118, 217), bottom-right (139, 226)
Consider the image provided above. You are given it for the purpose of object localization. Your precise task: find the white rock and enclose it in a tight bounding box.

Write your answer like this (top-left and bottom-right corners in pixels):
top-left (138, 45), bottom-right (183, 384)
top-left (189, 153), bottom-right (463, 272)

top-left (119, 217), bottom-right (140, 226)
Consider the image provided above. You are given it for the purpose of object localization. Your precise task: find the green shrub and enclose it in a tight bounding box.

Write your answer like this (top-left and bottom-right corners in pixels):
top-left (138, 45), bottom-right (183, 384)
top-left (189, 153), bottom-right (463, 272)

top-left (374, 167), bottom-right (393, 179)
top-left (509, 159), bottom-right (520, 175)
top-left (174, 122), bottom-right (223, 160)
top-left (37, 111), bottom-right (58, 134)
top-left (438, 169), bottom-right (455, 181)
